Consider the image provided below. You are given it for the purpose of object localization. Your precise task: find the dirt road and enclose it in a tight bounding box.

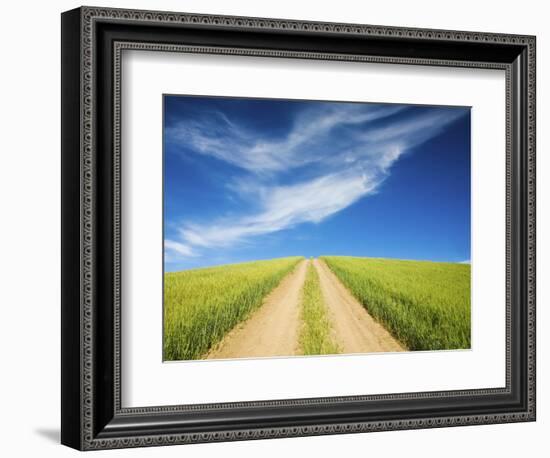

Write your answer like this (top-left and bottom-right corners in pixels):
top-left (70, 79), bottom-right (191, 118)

top-left (206, 258), bottom-right (404, 360)
top-left (206, 259), bottom-right (309, 359)
top-left (313, 259), bottom-right (405, 353)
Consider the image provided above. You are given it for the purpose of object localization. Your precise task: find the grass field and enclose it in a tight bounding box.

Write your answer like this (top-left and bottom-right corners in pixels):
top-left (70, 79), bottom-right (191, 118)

top-left (163, 257), bottom-right (303, 361)
top-left (299, 262), bottom-right (340, 356)
top-left (321, 256), bottom-right (471, 351)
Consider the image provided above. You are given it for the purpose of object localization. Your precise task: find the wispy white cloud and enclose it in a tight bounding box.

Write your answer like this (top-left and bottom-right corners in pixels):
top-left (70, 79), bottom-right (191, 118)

top-left (165, 103), bottom-right (468, 258)
top-left (180, 171), bottom-right (378, 249)
top-left (165, 104), bottom-right (404, 175)
top-left (164, 240), bottom-right (196, 258)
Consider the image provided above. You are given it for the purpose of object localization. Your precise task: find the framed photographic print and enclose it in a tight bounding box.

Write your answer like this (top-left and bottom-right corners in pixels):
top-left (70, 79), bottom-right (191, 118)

top-left (61, 6), bottom-right (536, 450)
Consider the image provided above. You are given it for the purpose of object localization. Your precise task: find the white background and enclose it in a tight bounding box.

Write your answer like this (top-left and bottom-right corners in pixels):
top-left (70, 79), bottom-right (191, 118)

top-left (0, 0), bottom-right (546, 457)
top-left (123, 52), bottom-right (506, 406)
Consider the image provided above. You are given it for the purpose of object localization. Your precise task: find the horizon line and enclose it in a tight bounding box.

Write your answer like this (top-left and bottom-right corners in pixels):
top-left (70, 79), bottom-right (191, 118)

top-left (165, 254), bottom-right (471, 273)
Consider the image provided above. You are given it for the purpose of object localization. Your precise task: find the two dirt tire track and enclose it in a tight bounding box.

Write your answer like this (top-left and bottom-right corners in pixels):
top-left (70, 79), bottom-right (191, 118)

top-left (207, 258), bottom-right (404, 360)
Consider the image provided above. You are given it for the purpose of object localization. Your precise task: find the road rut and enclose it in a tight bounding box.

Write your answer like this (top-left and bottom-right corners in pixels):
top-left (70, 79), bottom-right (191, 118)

top-left (313, 259), bottom-right (405, 354)
top-left (206, 260), bottom-right (309, 359)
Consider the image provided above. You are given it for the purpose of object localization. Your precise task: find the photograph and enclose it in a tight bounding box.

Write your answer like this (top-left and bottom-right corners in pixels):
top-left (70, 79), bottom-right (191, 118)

top-left (162, 95), bottom-right (471, 361)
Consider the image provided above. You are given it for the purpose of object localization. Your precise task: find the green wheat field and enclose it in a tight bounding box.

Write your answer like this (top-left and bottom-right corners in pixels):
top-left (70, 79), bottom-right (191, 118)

top-left (163, 257), bottom-right (302, 361)
top-left (322, 257), bottom-right (471, 351)
top-left (163, 256), bottom-right (471, 361)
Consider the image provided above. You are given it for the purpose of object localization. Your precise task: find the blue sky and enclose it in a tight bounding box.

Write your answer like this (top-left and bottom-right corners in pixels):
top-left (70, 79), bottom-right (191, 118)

top-left (164, 95), bottom-right (470, 272)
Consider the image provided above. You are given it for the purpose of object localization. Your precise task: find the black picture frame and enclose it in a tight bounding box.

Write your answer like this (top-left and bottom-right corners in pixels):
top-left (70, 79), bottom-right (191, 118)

top-left (61, 6), bottom-right (536, 450)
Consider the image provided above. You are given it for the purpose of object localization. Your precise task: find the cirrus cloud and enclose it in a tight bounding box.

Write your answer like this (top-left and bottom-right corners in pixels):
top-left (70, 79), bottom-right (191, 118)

top-left (164, 100), bottom-right (468, 260)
